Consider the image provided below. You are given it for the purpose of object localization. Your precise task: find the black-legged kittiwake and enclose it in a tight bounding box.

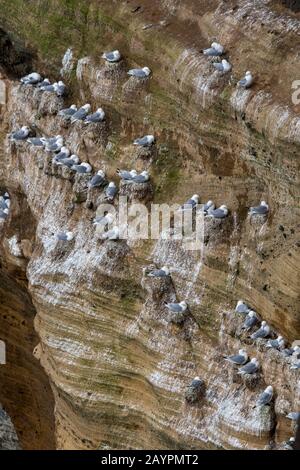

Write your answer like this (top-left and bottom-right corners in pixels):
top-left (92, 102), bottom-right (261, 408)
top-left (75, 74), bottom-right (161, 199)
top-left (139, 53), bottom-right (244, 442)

top-left (105, 182), bottom-right (118, 201)
top-left (116, 169), bottom-right (137, 180)
top-left (93, 212), bottom-right (114, 226)
top-left (71, 104), bottom-right (91, 123)
top-left (57, 231), bottom-right (74, 241)
top-left (203, 42), bottom-right (224, 56)
top-left (180, 194), bottom-right (199, 211)
top-left (238, 71), bottom-right (254, 89)
top-left (235, 300), bottom-right (251, 314)
top-left (20, 72), bottom-right (42, 85)
top-left (130, 171), bottom-right (149, 183)
top-left (256, 386), bottom-right (273, 406)
top-left (71, 162), bottom-right (92, 173)
top-left (89, 170), bottom-right (106, 188)
top-left (242, 311), bottom-right (259, 330)
top-left (249, 201), bottom-right (269, 216)
top-left (266, 335), bottom-right (285, 350)
top-left (207, 205), bottom-right (229, 218)
top-left (127, 67), bottom-right (151, 78)
top-left (58, 104), bottom-right (77, 119)
top-left (133, 135), bottom-right (155, 147)
top-left (238, 357), bottom-right (259, 375)
top-left (102, 50), bottom-right (121, 63)
top-left (84, 108), bottom-right (105, 124)
top-left (213, 59), bottom-right (232, 73)
top-left (147, 266), bottom-right (170, 278)
top-left (10, 126), bottom-right (30, 141)
top-left (250, 321), bottom-right (271, 340)
top-left (164, 301), bottom-right (188, 314)
top-left (224, 349), bottom-right (248, 365)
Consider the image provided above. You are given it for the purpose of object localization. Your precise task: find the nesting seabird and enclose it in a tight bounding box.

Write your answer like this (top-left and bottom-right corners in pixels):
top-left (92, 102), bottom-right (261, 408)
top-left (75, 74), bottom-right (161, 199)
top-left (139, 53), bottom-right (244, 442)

top-left (84, 108), bottom-right (105, 124)
top-left (238, 71), bottom-right (254, 89)
top-left (213, 59), bottom-right (232, 73)
top-left (58, 104), bottom-right (77, 119)
top-left (0, 197), bottom-right (9, 210)
top-left (45, 138), bottom-right (64, 152)
top-left (147, 266), bottom-right (170, 278)
top-left (203, 42), bottom-right (224, 56)
top-left (56, 231), bottom-right (74, 241)
top-left (238, 357), bottom-right (259, 375)
top-left (53, 147), bottom-right (70, 162)
top-left (290, 362), bottom-right (300, 370)
top-left (241, 311), bottom-right (259, 330)
top-left (266, 335), bottom-right (285, 350)
top-left (37, 78), bottom-right (51, 88)
top-left (283, 437), bottom-right (295, 450)
top-left (55, 81), bottom-right (67, 97)
top-left (127, 67), bottom-right (151, 78)
top-left (116, 169), bottom-right (137, 181)
top-left (102, 50), bottom-right (121, 63)
top-left (130, 171), bottom-right (150, 183)
top-left (41, 135), bottom-right (63, 145)
top-left (133, 135), bottom-right (155, 147)
top-left (71, 162), bottom-right (92, 174)
top-left (203, 200), bottom-right (215, 214)
top-left (224, 349), bottom-right (248, 365)
top-left (101, 225), bottom-right (120, 240)
top-left (164, 301), bottom-right (188, 314)
top-left (71, 104), bottom-right (91, 123)
top-left (235, 300), bottom-right (250, 314)
top-left (286, 412), bottom-right (300, 421)
top-left (249, 201), bottom-right (269, 216)
top-left (27, 137), bottom-right (45, 147)
top-left (180, 194), bottom-right (200, 211)
top-left (250, 320), bottom-right (271, 340)
top-left (93, 212), bottom-right (114, 226)
top-left (0, 208), bottom-right (8, 220)
top-left (20, 72), bottom-right (42, 85)
top-left (283, 345), bottom-right (300, 357)
top-left (40, 82), bottom-right (57, 93)
top-left (56, 154), bottom-right (79, 168)
top-left (256, 385), bottom-right (274, 406)
top-left (10, 126), bottom-right (30, 141)
top-left (207, 204), bottom-right (229, 218)
top-left (89, 170), bottom-right (106, 188)
top-left (105, 182), bottom-right (118, 201)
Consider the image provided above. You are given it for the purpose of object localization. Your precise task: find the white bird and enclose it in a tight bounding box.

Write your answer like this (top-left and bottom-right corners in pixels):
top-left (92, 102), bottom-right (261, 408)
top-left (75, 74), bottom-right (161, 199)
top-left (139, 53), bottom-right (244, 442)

top-left (283, 437), bottom-right (295, 450)
top-left (27, 137), bottom-right (45, 147)
top-left (130, 171), bottom-right (149, 183)
top-left (102, 50), bottom-right (121, 63)
top-left (71, 104), bottom-right (91, 123)
top-left (93, 211), bottom-right (114, 226)
top-left (105, 182), bottom-right (118, 201)
top-left (0, 208), bottom-right (9, 219)
top-left (147, 266), bottom-right (170, 278)
top-left (57, 231), bottom-right (74, 241)
top-left (213, 59), bottom-right (232, 73)
top-left (283, 345), bottom-right (300, 357)
top-left (249, 201), bottom-right (269, 216)
top-left (84, 108), bottom-right (105, 124)
top-left (127, 67), bottom-right (151, 78)
top-left (54, 81), bottom-right (66, 96)
top-left (71, 162), bottom-right (92, 173)
top-left (41, 134), bottom-right (62, 145)
top-left (164, 301), bottom-right (188, 314)
top-left (10, 126), bottom-right (30, 141)
top-left (58, 104), bottom-right (77, 119)
top-left (116, 169), bottom-right (137, 180)
top-left (238, 71), bottom-right (254, 89)
top-left (286, 412), bottom-right (300, 421)
top-left (53, 147), bottom-right (70, 162)
top-left (250, 321), bottom-right (271, 340)
top-left (45, 138), bottom-right (64, 152)
top-left (57, 154), bottom-right (80, 167)
top-left (257, 386), bottom-right (273, 406)
top-left (20, 72), bottom-right (42, 85)
top-left (101, 225), bottom-right (120, 240)
top-left (203, 200), bottom-right (215, 214)
top-left (207, 204), bottom-right (228, 218)
top-left (89, 170), bottom-right (106, 188)
top-left (224, 349), bottom-right (248, 365)
top-left (290, 362), bottom-right (300, 370)
top-left (266, 335), bottom-right (285, 350)
top-left (203, 42), bottom-right (224, 56)
top-left (238, 358), bottom-right (259, 375)
top-left (242, 311), bottom-right (258, 330)
top-left (235, 300), bottom-right (250, 314)
top-left (180, 194), bottom-right (199, 211)
top-left (133, 135), bottom-right (155, 147)
top-left (37, 78), bottom-right (51, 88)
top-left (41, 82), bottom-right (57, 93)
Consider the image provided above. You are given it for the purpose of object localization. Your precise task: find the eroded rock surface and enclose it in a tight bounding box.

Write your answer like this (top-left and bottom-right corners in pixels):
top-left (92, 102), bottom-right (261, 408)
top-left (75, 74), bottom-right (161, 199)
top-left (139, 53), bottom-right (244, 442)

top-left (0, 0), bottom-right (299, 450)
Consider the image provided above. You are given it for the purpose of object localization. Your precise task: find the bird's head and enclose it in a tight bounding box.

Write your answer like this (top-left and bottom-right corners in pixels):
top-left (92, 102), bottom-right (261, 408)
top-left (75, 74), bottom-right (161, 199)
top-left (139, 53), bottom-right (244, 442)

top-left (246, 71), bottom-right (251, 76)
top-left (97, 170), bottom-right (106, 177)
top-left (70, 105), bottom-right (77, 110)
top-left (66, 231), bottom-right (74, 241)
top-left (261, 200), bottom-right (268, 207)
top-left (192, 194), bottom-right (200, 203)
top-left (142, 67), bottom-right (151, 75)
top-left (162, 266), bottom-right (170, 275)
top-left (180, 301), bottom-right (187, 308)
top-left (130, 170), bottom-right (138, 176)
top-left (108, 182), bottom-right (116, 188)
top-left (141, 171), bottom-right (149, 177)
top-left (261, 321), bottom-right (267, 327)
top-left (249, 310), bottom-right (256, 317)
top-left (83, 104), bottom-right (91, 111)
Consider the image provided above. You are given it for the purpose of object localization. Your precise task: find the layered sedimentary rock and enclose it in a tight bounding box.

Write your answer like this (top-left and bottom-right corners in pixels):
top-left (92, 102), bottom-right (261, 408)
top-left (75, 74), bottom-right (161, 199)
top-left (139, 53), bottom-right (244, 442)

top-left (0, 403), bottom-right (21, 450)
top-left (0, 0), bottom-right (299, 450)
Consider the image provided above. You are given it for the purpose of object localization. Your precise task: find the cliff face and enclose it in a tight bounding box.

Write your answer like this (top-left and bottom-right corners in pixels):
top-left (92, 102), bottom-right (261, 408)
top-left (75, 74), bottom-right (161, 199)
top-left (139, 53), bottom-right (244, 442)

top-left (0, 0), bottom-right (299, 450)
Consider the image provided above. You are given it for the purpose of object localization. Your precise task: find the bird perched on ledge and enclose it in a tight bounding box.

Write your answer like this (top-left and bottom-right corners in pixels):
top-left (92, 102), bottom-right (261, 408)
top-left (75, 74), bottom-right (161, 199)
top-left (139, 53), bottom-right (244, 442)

top-left (238, 71), bottom-right (254, 89)
top-left (9, 126), bottom-right (30, 141)
top-left (249, 201), bottom-right (269, 216)
top-left (102, 50), bottom-right (121, 63)
top-left (133, 135), bottom-right (155, 147)
top-left (20, 72), bottom-right (41, 85)
top-left (256, 385), bottom-right (274, 406)
top-left (147, 266), bottom-right (170, 278)
top-left (238, 358), bottom-right (259, 375)
top-left (203, 42), bottom-right (224, 56)
top-left (127, 67), bottom-right (151, 78)
top-left (224, 349), bottom-right (248, 365)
